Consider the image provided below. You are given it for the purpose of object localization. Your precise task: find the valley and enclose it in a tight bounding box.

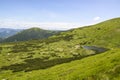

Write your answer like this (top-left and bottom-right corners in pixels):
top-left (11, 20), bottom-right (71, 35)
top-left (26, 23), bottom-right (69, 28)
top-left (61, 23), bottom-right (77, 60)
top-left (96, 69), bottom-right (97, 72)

top-left (0, 18), bottom-right (120, 80)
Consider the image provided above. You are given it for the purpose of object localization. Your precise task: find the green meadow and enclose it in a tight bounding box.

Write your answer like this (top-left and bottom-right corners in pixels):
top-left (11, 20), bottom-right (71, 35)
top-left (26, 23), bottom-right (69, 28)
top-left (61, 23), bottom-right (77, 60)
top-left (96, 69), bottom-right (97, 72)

top-left (0, 18), bottom-right (120, 80)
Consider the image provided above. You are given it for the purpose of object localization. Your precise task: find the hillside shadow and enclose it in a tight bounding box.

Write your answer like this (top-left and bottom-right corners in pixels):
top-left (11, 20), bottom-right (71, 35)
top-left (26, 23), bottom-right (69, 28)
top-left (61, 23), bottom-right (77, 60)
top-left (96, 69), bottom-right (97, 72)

top-left (0, 57), bottom-right (81, 72)
top-left (0, 48), bottom-right (109, 72)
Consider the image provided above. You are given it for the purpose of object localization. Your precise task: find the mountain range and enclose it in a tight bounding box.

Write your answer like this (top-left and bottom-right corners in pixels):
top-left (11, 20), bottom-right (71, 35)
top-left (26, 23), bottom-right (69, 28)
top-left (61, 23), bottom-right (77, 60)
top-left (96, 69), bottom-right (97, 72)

top-left (0, 28), bottom-right (22, 39)
top-left (1, 27), bottom-right (60, 43)
top-left (0, 18), bottom-right (120, 80)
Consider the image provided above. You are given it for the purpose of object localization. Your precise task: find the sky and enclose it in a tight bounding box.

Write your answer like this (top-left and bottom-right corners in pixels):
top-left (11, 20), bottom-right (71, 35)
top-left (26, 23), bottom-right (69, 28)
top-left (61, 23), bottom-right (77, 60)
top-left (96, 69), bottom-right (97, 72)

top-left (0, 0), bottom-right (120, 30)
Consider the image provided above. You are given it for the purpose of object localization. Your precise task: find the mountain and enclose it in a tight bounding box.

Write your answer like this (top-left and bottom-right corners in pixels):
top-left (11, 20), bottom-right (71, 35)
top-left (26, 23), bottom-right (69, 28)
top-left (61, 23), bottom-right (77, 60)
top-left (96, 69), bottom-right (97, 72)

top-left (50, 17), bottom-right (120, 48)
top-left (0, 38), bottom-right (3, 42)
top-left (1, 27), bottom-right (60, 42)
top-left (0, 28), bottom-right (22, 39)
top-left (0, 18), bottom-right (120, 80)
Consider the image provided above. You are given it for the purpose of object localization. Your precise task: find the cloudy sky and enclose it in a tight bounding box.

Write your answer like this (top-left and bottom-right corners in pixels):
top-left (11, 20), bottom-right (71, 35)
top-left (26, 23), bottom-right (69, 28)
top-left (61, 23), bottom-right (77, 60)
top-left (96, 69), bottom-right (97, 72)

top-left (0, 0), bottom-right (120, 30)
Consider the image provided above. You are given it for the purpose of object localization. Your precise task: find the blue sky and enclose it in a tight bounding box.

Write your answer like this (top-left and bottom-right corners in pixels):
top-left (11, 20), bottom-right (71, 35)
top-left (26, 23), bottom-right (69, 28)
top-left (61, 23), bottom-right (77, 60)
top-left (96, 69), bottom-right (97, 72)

top-left (0, 0), bottom-right (120, 30)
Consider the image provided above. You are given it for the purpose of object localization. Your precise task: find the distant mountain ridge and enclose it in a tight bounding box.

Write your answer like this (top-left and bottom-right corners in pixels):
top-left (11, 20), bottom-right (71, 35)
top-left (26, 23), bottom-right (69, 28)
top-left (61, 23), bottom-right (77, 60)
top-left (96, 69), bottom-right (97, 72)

top-left (1, 27), bottom-right (60, 42)
top-left (0, 28), bottom-right (22, 38)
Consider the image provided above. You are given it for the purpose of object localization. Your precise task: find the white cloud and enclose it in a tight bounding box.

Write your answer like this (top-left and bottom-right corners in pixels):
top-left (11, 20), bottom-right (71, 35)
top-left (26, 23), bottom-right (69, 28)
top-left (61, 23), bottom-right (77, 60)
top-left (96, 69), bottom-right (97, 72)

top-left (0, 19), bottom-right (82, 30)
top-left (93, 17), bottom-right (101, 21)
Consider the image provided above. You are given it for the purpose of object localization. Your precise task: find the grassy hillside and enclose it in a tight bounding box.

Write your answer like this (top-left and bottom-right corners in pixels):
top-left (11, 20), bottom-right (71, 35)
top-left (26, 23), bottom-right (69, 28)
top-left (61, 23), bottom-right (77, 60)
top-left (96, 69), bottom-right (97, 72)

top-left (50, 17), bottom-right (120, 48)
top-left (1, 27), bottom-right (59, 43)
top-left (0, 48), bottom-right (119, 80)
top-left (0, 18), bottom-right (120, 80)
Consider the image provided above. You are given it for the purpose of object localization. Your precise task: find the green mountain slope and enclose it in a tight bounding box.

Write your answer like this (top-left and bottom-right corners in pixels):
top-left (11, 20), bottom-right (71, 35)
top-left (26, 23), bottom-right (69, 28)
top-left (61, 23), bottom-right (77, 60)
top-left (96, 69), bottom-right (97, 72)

top-left (1, 48), bottom-right (119, 80)
top-left (0, 18), bottom-right (120, 80)
top-left (49, 17), bottom-right (120, 48)
top-left (1, 27), bottom-right (59, 42)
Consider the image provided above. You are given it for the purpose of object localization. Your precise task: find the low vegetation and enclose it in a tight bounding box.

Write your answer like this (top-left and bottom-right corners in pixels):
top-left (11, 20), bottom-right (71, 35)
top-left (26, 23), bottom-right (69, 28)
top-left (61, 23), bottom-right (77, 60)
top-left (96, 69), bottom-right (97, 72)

top-left (0, 18), bottom-right (120, 80)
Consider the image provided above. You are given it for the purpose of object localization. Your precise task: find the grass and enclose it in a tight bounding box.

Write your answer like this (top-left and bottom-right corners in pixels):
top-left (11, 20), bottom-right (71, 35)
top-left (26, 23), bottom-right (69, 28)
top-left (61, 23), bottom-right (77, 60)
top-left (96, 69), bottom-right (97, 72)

top-left (0, 48), bottom-right (120, 80)
top-left (0, 17), bottom-right (120, 80)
